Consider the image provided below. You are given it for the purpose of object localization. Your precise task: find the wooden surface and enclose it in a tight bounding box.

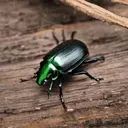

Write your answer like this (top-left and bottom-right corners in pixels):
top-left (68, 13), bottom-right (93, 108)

top-left (0, 1), bottom-right (128, 128)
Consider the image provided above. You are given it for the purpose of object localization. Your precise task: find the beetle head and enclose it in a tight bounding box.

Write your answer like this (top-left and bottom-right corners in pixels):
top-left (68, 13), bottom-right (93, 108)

top-left (36, 61), bottom-right (58, 86)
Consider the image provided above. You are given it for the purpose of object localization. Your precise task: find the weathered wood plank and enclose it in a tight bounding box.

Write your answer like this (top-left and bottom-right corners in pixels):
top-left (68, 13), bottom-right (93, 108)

top-left (0, 0), bottom-right (128, 38)
top-left (0, 21), bottom-right (128, 128)
top-left (0, 1), bottom-right (128, 128)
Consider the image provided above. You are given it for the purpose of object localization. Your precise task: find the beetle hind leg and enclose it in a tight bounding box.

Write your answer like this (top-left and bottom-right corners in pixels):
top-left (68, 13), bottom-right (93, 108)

top-left (69, 71), bottom-right (103, 83)
top-left (84, 56), bottom-right (105, 64)
top-left (58, 79), bottom-right (67, 111)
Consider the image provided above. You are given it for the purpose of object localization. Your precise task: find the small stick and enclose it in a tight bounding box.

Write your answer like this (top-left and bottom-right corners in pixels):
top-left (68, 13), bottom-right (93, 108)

top-left (58, 0), bottom-right (128, 28)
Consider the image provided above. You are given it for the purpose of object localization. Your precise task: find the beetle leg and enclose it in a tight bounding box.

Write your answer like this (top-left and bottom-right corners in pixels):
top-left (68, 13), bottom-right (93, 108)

top-left (52, 31), bottom-right (59, 45)
top-left (48, 80), bottom-right (53, 98)
top-left (20, 75), bottom-right (37, 82)
top-left (71, 31), bottom-right (77, 40)
top-left (62, 29), bottom-right (66, 42)
top-left (69, 71), bottom-right (103, 83)
top-left (84, 56), bottom-right (105, 64)
top-left (59, 79), bottom-right (67, 111)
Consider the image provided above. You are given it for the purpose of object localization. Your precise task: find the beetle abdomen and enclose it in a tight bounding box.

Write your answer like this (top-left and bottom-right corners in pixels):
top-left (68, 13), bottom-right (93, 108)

top-left (44, 40), bottom-right (89, 73)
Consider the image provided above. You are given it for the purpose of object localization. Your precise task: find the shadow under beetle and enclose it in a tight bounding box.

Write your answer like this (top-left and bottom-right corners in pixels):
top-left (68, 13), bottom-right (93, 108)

top-left (21, 30), bottom-right (105, 111)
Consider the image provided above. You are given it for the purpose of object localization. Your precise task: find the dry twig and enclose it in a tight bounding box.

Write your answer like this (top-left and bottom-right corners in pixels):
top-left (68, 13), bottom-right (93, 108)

top-left (59, 0), bottom-right (128, 28)
top-left (111, 0), bottom-right (128, 5)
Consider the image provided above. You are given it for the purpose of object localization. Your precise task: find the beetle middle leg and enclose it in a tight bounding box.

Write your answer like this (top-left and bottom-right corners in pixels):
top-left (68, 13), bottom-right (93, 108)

top-left (58, 79), bottom-right (67, 111)
top-left (69, 71), bottom-right (103, 82)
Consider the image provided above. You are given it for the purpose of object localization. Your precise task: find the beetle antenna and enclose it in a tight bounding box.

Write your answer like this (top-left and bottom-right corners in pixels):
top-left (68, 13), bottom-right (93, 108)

top-left (71, 31), bottom-right (77, 40)
top-left (62, 29), bottom-right (66, 42)
top-left (52, 31), bottom-right (59, 45)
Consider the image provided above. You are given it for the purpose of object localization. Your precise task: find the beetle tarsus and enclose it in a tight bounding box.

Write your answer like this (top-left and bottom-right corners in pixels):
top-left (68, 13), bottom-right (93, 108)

top-left (61, 96), bottom-right (67, 111)
top-left (47, 90), bottom-right (51, 99)
top-left (69, 71), bottom-right (104, 83)
top-left (84, 56), bottom-right (105, 63)
top-left (99, 56), bottom-right (105, 61)
top-left (20, 78), bottom-right (29, 82)
top-left (94, 77), bottom-right (104, 83)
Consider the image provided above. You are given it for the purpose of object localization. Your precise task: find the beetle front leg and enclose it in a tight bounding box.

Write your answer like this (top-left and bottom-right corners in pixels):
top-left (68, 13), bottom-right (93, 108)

top-left (47, 80), bottom-right (53, 98)
top-left (20, 69), bottom-right (38, 82)
top-left (20, 75), bottom-right (37, 82)
top-left (69, 71), bottom-right (103, 83)
top-left (84, 56), bottom-right (105, 64)
top-left (58, 79), bottom-right (67, 111)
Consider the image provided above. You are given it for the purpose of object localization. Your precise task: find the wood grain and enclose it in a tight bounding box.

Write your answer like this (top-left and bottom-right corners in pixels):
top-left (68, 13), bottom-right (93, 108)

top-left (0, 1), bottom-right (128, 128)
top-left (0, 21), bottom-right (128, 128)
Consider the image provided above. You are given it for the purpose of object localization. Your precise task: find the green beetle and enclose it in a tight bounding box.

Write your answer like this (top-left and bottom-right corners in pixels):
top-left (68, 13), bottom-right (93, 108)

top-left (21, 31), bottom-right (104, 111)
top-left (36, 31), bottom-right (104, 110)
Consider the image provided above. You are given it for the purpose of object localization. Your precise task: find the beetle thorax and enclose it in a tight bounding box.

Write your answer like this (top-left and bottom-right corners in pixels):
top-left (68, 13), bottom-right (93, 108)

top-left (37, 61), bottom-right (59, 85)
top-left (49, 62), bottom-right (59, 81)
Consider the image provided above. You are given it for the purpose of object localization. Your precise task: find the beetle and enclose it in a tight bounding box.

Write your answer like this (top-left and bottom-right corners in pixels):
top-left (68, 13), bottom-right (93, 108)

top-left (36, 30), bottom-right (104, 110)
top-left (21, 30), bottom-right (104, 111)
